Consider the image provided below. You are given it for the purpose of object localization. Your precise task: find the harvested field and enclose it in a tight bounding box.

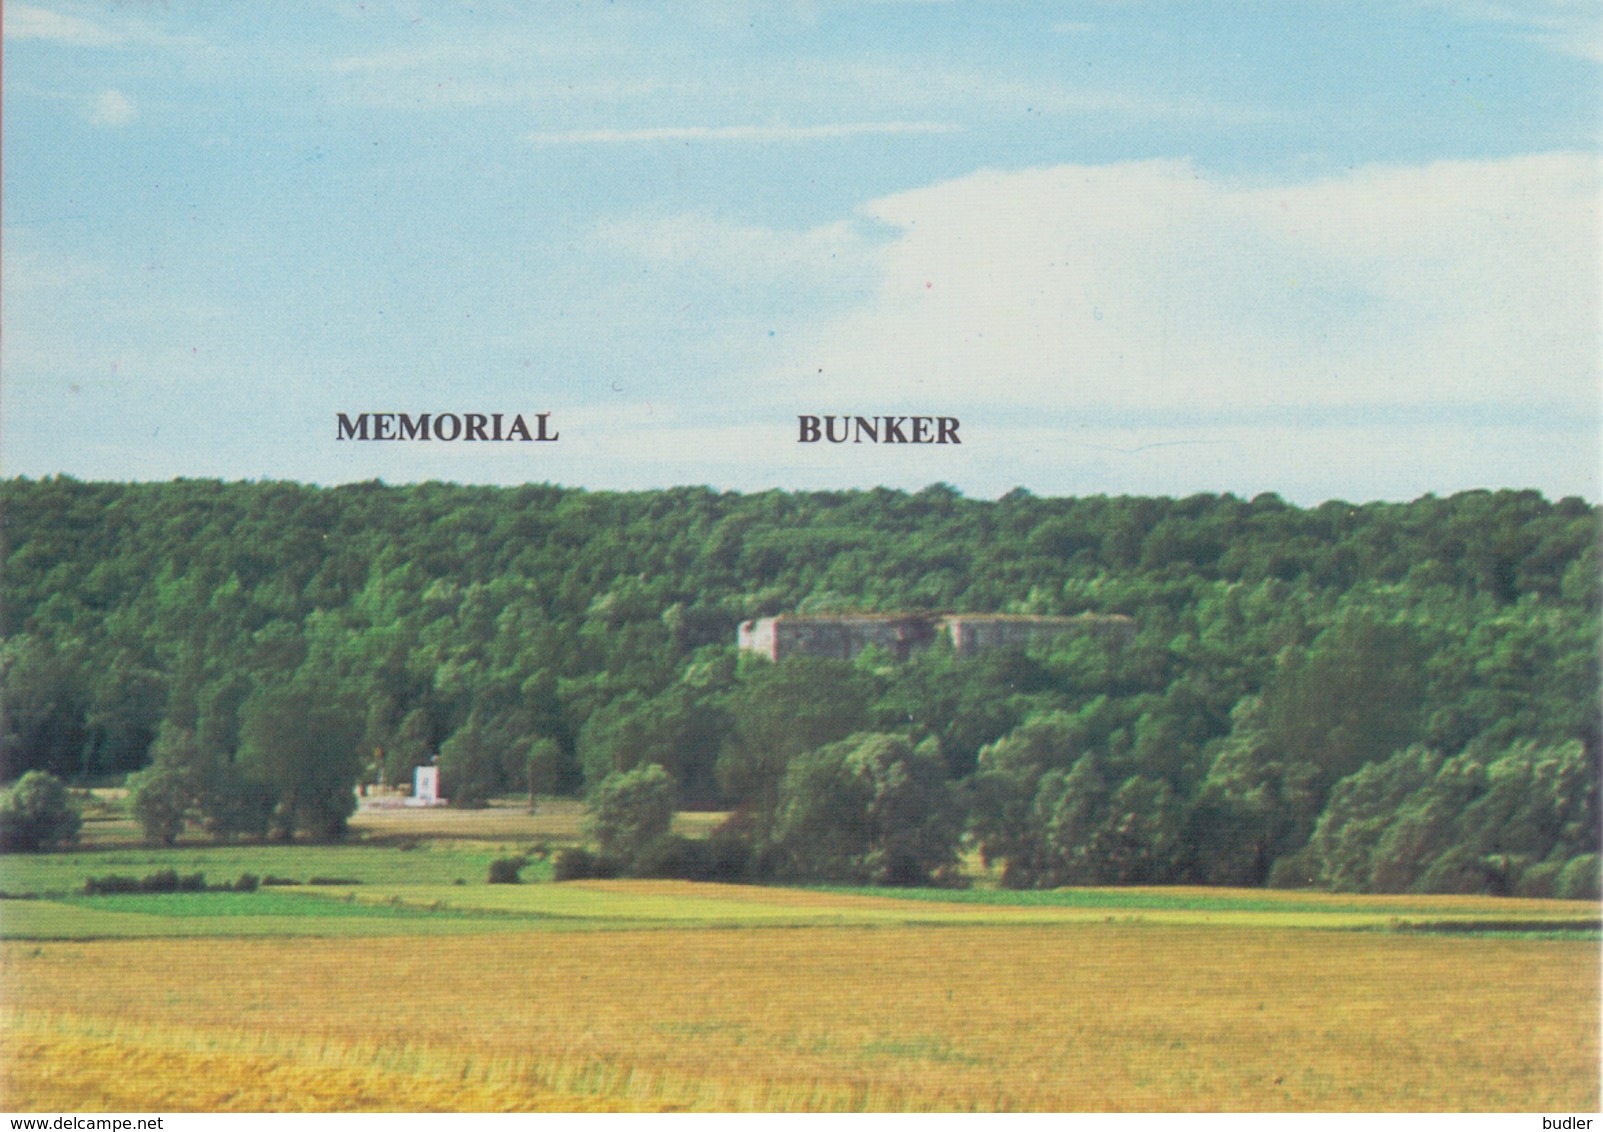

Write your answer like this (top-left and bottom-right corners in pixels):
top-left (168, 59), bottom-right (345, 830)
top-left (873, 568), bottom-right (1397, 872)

top-left (3, 920), bottom-right (1596, 1111)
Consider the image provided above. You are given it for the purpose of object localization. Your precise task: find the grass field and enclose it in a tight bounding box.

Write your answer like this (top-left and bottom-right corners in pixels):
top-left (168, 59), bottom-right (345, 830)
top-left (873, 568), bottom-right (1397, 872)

top-left (1, 822), bottom-right (1598, 1112)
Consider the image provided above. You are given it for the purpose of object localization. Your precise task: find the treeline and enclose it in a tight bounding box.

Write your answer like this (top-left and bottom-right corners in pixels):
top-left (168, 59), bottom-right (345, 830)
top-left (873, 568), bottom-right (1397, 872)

top-left (1, 477), bottom-right (1597, 896)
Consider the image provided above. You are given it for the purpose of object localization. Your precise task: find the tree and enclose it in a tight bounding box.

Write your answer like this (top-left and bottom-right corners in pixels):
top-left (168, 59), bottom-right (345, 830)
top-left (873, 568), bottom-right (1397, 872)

top-left (1256, 612), bottom-right (1428, 791)
top-left (1185, 705), bottom-right (1324, 887)
top-left (719, 657), bottom-right (874, 835)
top-left (578, 683), bottom-right (730, 805)
top-left (235, 687), bottom-right (362, 841)
top-left (126, 721), bottom-right (253, 846)
top-left (526, 736), bottom-right (562, 812)
top-left (768, 732), bottom-right (962, 886)
top-left (127, 761), bottom-right (193, 846)
top-left (872, 649), bottom-right (1034, 779)
top-left (0, 770), bottom-right (81, 852)
top-left (1038, 753), bottom-right (1109, 885)
top-left (1085, 775), bottom-right (1182, 885)
top-left (437, 712), bottom-right (501, 808)
top-left (0, 634), bottom-right (88, 781)
top-left (969, 711), bottom-right (1091, 884)
top-left (584, 763), bottom-right (678, 871)
top-left (125, 724), bottom-right (211, 846)
top-left (380, 707), bottom-right (435, 792)
top-left (1185, 610), bottom-right (1430, 888)
top-left (79, 649), bottom-right (165, 779)
top-left (1304, 739), bottom-right (1600, 895)
top-left (0, 477), bottom-right (1596, 891)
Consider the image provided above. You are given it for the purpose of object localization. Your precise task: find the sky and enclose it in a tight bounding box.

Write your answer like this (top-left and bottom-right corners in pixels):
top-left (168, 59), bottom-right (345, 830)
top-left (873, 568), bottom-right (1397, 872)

top-left (4, 1), bottom-right (1600, 504)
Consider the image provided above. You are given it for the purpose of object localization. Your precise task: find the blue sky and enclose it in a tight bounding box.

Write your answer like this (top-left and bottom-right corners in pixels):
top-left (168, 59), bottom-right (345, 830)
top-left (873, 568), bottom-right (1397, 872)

top-left (4, 1), bottom-right (1599, 503)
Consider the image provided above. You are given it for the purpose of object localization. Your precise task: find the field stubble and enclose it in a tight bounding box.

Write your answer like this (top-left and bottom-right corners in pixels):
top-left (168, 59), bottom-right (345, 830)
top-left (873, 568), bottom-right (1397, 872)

top-left (3, 921), bottom-right (1596, 1112)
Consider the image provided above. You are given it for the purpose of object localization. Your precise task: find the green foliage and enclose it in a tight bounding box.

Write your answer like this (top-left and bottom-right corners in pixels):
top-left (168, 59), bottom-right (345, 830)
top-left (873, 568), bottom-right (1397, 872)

top-left (235, 687), bottom-right (362, 841)
top-left (82, 869), bottom-right (209, 895)
top-left (552, 846), bottom-right (608, 881)
top-left (579, 684), bottom-right (728, 804)
top-left (1087, 775), bottom-right (1183, 885)
top-left (525, 737), bottom-right (563, 808)
top-left (970, 711), bottom-right (1090, 882)
top-left (126, 723), bottom-right (209, 846)
top-left (1555, 853), bottom-right (1601, 900)
top-left (437, 713), bottom-right (502, 808)
top-left (1257, 613), bottom-right (1429, 789)
top-left (1186, 703), bottom-right (1325, 887)
top-left (583, 763), bottom-right (678, 872)
top-left (1, 478), bottom-right (1597, 893)
top-left (127, 762), bottom-right (195, 847)
top-left (719, 657), bottom-right (874, 836)
top-left (0, 771), bottom-right (81, 852)
top-left (378, 708), bottom-right (436, 794)
top-left (767, 732), bottom-right (962, 886)
top-left (980, 742), bottom-right (1184, 888)
top-left (1305, 740), bottom-right (1600, 895)
top-left (0, 635), bottom-right (88, 780)
top-left (486, 856), bottom-right (526, 884)
top-left (80, 649), bottom-right (165, 779)
top-left (871, 649), bottom-right (1037, 779)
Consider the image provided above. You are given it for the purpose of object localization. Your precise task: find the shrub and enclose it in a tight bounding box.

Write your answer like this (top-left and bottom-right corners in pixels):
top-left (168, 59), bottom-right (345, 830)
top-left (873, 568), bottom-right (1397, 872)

top-left (141, 869), bottom-right (180, 893)
top-left (84, 871), bottom-right (209, 895)
top-left (0, 772), bottom-right (82, 853)
top-left (234, 873), bottom-right (260, 892)
top-left (552, 847), bottom-right (623, 881)
top-left (553, 847), bottom-right (596, 881)
top-left (1417, 849), bottom-right (1508, 895)
top-left (487, 856), bottom-right (526, 884)
top-left (635, 832), bottom-right (753, 882)
top-left (635, 834), bottom-right (701, 879)
top-left (83, 875), bottom-right (141, 895)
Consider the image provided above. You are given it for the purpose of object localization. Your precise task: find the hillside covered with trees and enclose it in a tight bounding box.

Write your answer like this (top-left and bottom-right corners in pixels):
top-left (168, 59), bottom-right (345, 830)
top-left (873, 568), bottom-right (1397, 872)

top-left (1, 477), bottom-right (1597, 897)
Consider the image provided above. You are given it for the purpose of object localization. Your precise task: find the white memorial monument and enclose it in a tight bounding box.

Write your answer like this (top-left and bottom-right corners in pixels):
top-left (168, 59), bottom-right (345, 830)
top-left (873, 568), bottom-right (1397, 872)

top-left (409, 764), bottom-right (444, 806)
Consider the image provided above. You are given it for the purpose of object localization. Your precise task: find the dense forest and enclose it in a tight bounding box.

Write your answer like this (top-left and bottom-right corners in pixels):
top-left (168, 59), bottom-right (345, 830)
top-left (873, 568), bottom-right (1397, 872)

top-left (1, 477), bottom-right (1598, 897)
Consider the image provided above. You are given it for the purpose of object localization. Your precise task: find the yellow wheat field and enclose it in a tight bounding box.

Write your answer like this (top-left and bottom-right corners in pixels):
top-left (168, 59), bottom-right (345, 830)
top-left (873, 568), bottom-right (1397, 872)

top-left (3, 923), bottom-right (1597, 1112)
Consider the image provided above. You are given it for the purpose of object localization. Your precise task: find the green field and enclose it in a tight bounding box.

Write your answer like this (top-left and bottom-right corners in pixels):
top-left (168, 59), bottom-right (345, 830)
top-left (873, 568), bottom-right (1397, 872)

top-left (3, 839), bottom-right (1597, 941)
top-left (0, 839), bottom-right (543, 894)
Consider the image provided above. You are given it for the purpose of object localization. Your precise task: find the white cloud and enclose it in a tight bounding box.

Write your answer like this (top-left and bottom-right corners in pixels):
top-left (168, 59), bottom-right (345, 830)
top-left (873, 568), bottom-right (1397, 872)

top-left (611, 153), bottom-right (1600, 500)
top-left (88, 89), bottom-right (136, 126)
top-left (3, 4), bottom-right (204, 52)
top-left (596, 213), bottom-right (881, 287)
top-left (528, 121), bottom-right (960, 145)
top-left (5, 5), bottom-right (119, 46)
top-left (756, 154), bottom-right (1599, 424)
